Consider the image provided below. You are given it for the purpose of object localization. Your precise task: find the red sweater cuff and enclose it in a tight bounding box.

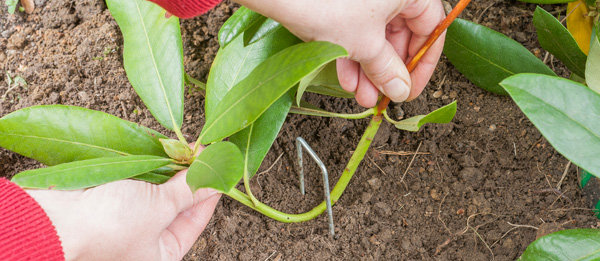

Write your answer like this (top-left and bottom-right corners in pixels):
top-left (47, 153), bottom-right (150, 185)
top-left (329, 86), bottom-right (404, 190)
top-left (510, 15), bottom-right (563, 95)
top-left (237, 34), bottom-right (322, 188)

top-left (148, 0), bottom-right (222, 18)
top-left (0, 178), bottom-right (64, 261)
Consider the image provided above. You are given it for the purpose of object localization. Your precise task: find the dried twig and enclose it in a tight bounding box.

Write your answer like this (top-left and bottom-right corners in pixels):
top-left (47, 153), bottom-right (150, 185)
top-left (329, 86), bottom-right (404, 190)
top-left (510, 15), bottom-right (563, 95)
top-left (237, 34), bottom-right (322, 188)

top-left (367, 155), bottom-right (387, 176)
top-left (556, 161), bottom-right (571, 190)
top-left (400, 141), bottom-right (422, 184)
top-left (375, 150), bottom-right (430, 156)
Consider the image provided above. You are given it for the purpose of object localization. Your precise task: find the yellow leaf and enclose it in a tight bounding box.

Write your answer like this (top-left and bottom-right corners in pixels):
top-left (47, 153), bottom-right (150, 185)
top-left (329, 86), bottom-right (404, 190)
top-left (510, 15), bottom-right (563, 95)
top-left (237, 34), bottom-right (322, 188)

top-left (567, 0), bottom-right (593, 55)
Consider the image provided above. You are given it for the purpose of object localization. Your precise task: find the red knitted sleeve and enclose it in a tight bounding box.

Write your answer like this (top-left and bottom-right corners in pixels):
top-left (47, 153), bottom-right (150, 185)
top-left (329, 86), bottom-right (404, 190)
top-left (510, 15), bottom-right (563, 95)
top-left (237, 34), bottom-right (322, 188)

top-left (148, 0), bottom-right (223, 18)
top-left (0, 178), bottom-right (64, 261)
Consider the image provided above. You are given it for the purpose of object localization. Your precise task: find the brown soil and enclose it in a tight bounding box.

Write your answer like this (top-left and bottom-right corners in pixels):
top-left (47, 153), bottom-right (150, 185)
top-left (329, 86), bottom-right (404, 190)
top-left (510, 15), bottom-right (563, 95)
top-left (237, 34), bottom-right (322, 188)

top-left (1, 0), bottom-right (598, 260)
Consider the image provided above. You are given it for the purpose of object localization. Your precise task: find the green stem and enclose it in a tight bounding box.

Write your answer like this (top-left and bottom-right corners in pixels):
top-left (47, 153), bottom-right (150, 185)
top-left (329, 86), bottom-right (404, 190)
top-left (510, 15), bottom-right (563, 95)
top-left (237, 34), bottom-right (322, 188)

top-left (243, 168), bottom-right (260, 206)
top-left (382, 110), bottom-right (402, 125)
top-left (185, 73), bottom-right (206, 91)
top-left (290, 106), bottom-right (374, 120)
top-left (225, 115), bottom-right (382, 223)
top-left (173, 127), bottom-right (188, 145)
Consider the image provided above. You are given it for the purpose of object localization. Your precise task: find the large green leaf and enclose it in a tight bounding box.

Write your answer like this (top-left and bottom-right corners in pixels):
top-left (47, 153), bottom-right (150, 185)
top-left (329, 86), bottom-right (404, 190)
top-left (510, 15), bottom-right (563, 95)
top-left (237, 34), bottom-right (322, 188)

top-left (200, 41), bottom-right (348, 144)
top-left (186, 142), bottom-right (244, 193)
top-left (207, 27), bottom-right (298, 178)
top-left (243, 18), bottom-right (282, 46)
top-left (533, 7), bottom-right (587, 77)
top-left (12, 155), bottom-right (171, 190)
top-left (106, 0), bottom-right (184, 130)
top-left (501, 74), bottom-right (600, 178)
top-left (586, 28), bottom-right (600, 93)
top-left (218, 6), bottom-right (265, 47)
top-left (0, 105), bottom-right (167, 166)
top-left (393, 101), bottom-right (457, 132)
top-left (229, 95), bottom-right (291, 178)
top-left (206, 26), bottom-right (299, 119)
top-left (444, 19), bottom-right (556, 95)
top-left (519, 229), bottom-right (600, 260)
top-left (304, 61), bottom-right (354, 99)
top-left (296, 65), bottom-right (325, 105)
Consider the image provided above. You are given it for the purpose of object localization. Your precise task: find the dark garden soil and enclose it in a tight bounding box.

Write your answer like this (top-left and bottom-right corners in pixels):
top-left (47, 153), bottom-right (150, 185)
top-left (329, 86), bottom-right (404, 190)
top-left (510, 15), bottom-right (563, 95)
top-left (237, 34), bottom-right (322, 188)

top-left (1, 0), bottom-right (598, 260)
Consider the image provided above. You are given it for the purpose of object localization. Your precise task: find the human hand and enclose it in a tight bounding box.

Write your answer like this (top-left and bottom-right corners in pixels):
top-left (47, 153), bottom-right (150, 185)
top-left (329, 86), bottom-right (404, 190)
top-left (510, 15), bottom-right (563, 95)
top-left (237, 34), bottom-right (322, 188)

top-left (237, 0), bottom-right (446, 107)
top-left (26, 146), bottom-right (220, 261)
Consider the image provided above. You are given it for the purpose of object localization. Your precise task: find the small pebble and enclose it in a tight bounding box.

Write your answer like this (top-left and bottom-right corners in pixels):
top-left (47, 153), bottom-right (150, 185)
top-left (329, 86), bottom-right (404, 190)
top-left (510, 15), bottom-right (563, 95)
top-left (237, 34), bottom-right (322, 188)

top-left (367, 178), bottom-right (381, 190)
top-left (489, 124), bottom-right (497, 131)
top-left (430, 188), bottom-right (441, 201)
top-left (433, 90), bottom-right (443, 98)
top-left (77, 91), bottom-right (89, 102)
top-left (449, 90), bottom-right (458, 98)
top-left (474, 106), bottom-right (481, 112)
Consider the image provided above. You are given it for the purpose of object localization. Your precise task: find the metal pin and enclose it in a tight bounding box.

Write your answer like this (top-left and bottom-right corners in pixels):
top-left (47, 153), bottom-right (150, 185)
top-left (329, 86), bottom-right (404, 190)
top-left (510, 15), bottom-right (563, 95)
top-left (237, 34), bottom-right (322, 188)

top-left (296, 137), bottom-right (335, 236)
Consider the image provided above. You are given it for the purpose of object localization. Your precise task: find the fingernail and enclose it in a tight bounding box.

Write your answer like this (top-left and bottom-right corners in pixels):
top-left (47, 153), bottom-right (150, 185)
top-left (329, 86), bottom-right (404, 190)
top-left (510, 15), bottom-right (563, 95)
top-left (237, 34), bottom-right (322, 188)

top-left (382, 78), bottom-right (410, 102)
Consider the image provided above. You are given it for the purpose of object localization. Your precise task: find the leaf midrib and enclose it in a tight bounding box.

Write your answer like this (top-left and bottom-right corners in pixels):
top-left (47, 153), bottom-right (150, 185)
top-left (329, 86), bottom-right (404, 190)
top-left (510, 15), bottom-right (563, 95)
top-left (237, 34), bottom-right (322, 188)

top-left (447, 35), bottom-right (516, 76)
top-left (0, 132), bottom-right (130, 156)
top-left (132, 0), bottom-right (178, 129)
top-left (18, 158), bottom-right (169, 178)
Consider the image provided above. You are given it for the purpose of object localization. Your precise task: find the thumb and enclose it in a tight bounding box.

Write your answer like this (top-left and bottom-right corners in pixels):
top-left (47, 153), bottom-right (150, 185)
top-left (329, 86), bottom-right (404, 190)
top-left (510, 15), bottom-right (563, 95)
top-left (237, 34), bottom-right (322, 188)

top-left (360, 41), bottom-right (412, 102)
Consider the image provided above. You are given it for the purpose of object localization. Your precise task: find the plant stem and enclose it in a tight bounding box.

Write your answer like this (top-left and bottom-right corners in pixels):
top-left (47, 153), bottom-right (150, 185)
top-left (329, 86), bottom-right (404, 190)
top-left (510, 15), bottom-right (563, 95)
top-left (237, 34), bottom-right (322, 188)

top-left (225, 115), bottom-right (382, 222)
top-left (290, 106), bottom-right (374, 119)
top-left (185, 73), bottom-right (206, 91)
top-left (382, 110), bottom-right (402, 125)
top-left (243, 168), bottom-right (260, 206)
top-left (375, 0), bottom-right (472, 114)
top-left (173, 127), bottom-right (188, 145)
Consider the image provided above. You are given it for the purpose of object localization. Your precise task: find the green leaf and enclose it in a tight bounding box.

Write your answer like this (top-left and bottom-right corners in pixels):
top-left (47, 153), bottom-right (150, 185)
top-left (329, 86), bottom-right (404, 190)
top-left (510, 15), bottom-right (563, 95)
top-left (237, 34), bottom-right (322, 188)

top-left (106, 0), bottom-right (184, 131)
top-left (518, 0), bottom-right (577, 3)
top-left (206, 27), bottom-right (298, 177)
top-left (206, 25), bottom-right (300, 119)
top-left (12, 155), bottom-right (171, 190)
top-left (186, 142), bottom-right (244, 192)
top-left (533, 7), bottom-right (587, 77)
top-left (304, 61), bottom-right (354, 98)
top-left (501, 74), bottom-right (600, 179)
top-left (243, 18), bottom-right (282, 46)
top-left (393, 101), bottom-right (457, 132)
top-left (587, 30), bottom-right (600, 93)
top-left (296, 65), bottom-right (325, 105)
top-left (230, 95), bottom-right (291, 178)
top-left (132, 172), bottom-right (172, 184)
top-left (201, 41), bottom-right (348, 144)
top-left (5, 0), bottom-right (17, 14)
top-left (0, 105), bottom-right (167, 166)
top-left (159, 138), bottom-right (192, 162)
top-left (519, 229), bottom-right (600, 260)
top-left (218, 6), bottom-right (265, 47)
top-left (444, 18), bottom-right (556, 95)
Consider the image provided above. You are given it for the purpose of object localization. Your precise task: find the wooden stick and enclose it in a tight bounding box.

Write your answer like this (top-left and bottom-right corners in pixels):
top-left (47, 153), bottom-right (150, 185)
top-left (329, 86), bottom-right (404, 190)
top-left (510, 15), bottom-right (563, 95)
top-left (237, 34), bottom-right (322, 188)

top-left (376, 0), bottom-right (472, 115)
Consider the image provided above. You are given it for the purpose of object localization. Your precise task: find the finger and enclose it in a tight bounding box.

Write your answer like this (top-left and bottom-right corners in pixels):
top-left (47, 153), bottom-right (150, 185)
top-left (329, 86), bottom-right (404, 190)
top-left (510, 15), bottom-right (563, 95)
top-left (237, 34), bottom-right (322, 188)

top-left (407, 32), bottom-right (445, 101)
top-left (159, 193), bottom-right (221, 260)
top-left (386, 17), bottom-right (411, 62)
top-left (336, 58), bottom-right (360, 93)
top-left (359, 41), bottom-right (411, 102)
top-left (355, 69), bottom-right (380, 108)
top-left (160, 141), bottom-right (214, 215)
top-left (400, 0), bottom-right (446, 101)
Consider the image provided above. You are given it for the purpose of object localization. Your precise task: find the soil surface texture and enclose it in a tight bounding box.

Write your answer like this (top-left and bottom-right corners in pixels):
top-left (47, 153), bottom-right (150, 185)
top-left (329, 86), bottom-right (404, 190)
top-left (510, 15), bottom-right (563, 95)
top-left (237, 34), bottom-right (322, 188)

top-left (1, 0), bottom-right (598, 260)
